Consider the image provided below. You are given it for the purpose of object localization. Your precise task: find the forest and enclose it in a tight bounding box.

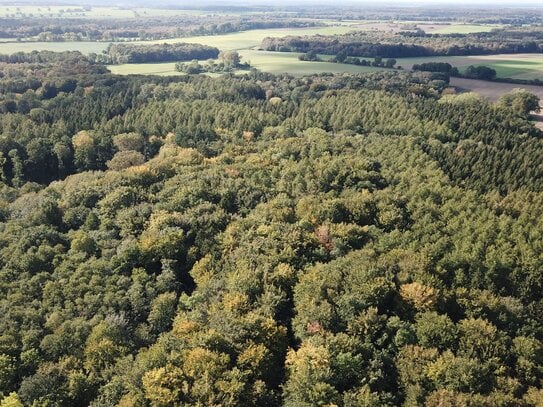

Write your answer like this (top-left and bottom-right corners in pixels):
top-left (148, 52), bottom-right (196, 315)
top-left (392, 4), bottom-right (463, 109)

top-left (104, 44), bottom-right (220, 65)
top-left (261, 27), bottom-right (543, 58)
top-left (0, 15), bottom-right (321, 42)
top-left (0, 41), bottom-right (542, 407)
top-left (269, 6), bottom-right (543, 24)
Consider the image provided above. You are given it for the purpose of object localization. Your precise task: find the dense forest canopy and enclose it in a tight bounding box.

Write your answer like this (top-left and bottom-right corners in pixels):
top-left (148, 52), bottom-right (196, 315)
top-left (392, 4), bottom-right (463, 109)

top-left (0, 0), bottom-right (543, 407)
top-left (0, 12), bottom-right (543, 406)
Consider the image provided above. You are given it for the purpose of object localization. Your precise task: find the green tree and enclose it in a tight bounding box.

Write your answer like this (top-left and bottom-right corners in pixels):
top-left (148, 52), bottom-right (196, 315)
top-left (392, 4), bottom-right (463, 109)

top-left (148, 292), bottom-right (178, 334)
top-left (498, 89), bottom-right (540, 116)
top-left (427, 351), bottom-right (493, 393)
top-left (415, 312), bottom-right (458, 351)
top-left (7, 149), bottom-right (24, 187)
top-left (113, 133), bottom-right (145, 152)
top-left (106, 151), bottom-right (145, 171)
top-left (0, 354), bottom-right (16, 395)
top-left (0, 393), bottom-right (23, 407)
top-left (219, 50), bottom-right (241, 68)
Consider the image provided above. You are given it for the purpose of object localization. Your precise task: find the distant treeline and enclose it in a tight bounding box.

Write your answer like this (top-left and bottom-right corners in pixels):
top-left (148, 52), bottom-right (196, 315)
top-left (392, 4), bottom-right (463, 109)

top-left (413, 61), bottom-right (497, 80)
top-left (0, 50), bottom-right (95, 64)
top-left (0, 51), bottom-right (108, 109)
top-left (0, 16), bottom-right (321, 42)
top-left (269, 6), bottom-right (543, 25)
top-left (261, 27), bottom-right (543, 58)
top-left (106, 43), bottom-right (220, 65)
top-left (175, 51), bottom-right (250, 74)
top-left (412, 62), bottom-right (458, 74)
top-left (300, 50), bottom-right (398, 68)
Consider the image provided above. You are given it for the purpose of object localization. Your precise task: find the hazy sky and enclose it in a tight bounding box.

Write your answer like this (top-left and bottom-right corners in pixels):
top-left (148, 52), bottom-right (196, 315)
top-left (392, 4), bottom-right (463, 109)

top-left (194, 0), bottom-right (543, 5)
top-left (12, 0), bottom-right (543, 7)
top-left (279, 0), bottom-right (543, 4)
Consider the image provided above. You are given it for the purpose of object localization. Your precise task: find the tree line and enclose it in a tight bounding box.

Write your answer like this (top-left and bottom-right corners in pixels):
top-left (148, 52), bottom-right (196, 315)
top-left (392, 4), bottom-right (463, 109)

top-left (104, 43), bottom-right (220, 65)
top-left (0, 15), bottom-right (321, 42)
top-left (261, 26), bottom-right (543, 58)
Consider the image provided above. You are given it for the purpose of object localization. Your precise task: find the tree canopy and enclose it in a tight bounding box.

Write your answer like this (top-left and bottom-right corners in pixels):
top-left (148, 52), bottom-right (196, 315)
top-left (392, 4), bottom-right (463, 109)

top-left (0, 48), bottom-right (542, 406)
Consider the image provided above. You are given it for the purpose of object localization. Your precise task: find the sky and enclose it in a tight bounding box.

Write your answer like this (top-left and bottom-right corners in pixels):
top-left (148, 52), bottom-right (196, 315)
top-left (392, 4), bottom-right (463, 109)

top-left (252, 0), bottom-right (543, 5)
top-left (346, 0), bottom-right (543, 4)
top-left (162, 0), bottom-right (543, 5)
top-left (8, 0), bottom-right (543, 7)
top-left (167, 0), bottom-right (541, 4)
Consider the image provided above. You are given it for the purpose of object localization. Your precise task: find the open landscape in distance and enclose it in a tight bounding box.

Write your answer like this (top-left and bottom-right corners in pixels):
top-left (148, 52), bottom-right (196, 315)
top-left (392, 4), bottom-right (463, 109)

top-left (1, 1), bottom-right (543, 406)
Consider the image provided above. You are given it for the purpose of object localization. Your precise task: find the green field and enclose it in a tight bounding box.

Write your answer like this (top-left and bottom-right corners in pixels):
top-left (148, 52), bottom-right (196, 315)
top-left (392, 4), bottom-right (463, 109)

top-left (0, 41), bottom-right (109, 54)
top-left (417, 23), bottom-right (502, 34)
top-left (108, 52), bottom-right (543, 79)
top-left (107, 62), bottom-right (185, 76)
top-left (149, 26), bottom-right (356, 51)
top-left (240, 50), bottom-right (386, 76)
top-left (0, 25), bottom-right (355, 55)
top-left (108, 50), bottom-right (387, 77)
top-left (396, 54), bottom-right (543, 80)
top-left (471, 56), bottom-right (543, 79)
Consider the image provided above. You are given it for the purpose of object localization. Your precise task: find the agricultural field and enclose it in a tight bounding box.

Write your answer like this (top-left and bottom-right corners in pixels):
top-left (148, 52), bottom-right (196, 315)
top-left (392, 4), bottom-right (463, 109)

top-left (324, 20), bottom-right (502, 34)
top-left (397, 54), bottom-right (543, 80)
top-left (148, 25), bottom-right (358, 51)
top-left (417, 23), bottom-right (502, 34)
top-left (449, 77), bottom-right (543, 101)
top-left (107, 62), bottom-right (185, 76)
top-left (104, 26), bottom-right (376, 77)
top-left (0, 25), bottom-right (356, 55)
top-left (107, 51), bottom-right (387, 77)
top-left (0, 8), bottom-right (538, 81)
top-left (107, 50), bottom-right (543, 80)
top-left (449, 76), bottom-right (543, 129)
top-left (328, 20), bottom-right (414, 33)
top-left (0, 41), bottom-right (109, 54)
top-left (239, 50), bottom-right (386, 75)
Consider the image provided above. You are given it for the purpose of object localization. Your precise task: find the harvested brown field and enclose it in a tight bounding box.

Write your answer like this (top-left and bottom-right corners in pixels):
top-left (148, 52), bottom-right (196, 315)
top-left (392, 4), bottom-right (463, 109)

top-left (449, 77), bottom-right (543, 101)
top-left (449, 77), bottom-right (543, 129)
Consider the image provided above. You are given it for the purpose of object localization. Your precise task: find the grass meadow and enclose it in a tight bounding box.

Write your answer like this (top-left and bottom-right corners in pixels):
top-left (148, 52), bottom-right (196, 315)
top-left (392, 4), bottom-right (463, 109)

top-left (0, 25), bottom-right (356, 55)
top-left (396, 54), bottom-right (543, 80)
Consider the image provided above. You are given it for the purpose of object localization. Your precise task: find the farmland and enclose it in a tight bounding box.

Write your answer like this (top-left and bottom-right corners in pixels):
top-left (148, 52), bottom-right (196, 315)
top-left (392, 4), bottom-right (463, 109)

top-left (0, 41), bottom-right (109, 54)
top-left (240, 50), bottom-right (386, 75)
top-left (0, 25), bottom-right (356, 55)
top-left (0, 6), bottom-right (540, 81)
top-left (417, 23), bottom-right (503, 34)
top-left (107, 62), bottom-right (185, 76)
top-left (108, 51), bottom-right (388, 77)
top-left (449, 77), bottom-right (543, 129)
top-left (397, 54), bottom-right (543, 80)
top-left (107, 51), bottom-right (543, 79)
top-left (449, 77), bottom-right (543, 101)
top-left (153, 26), bottom-right (357, 50)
